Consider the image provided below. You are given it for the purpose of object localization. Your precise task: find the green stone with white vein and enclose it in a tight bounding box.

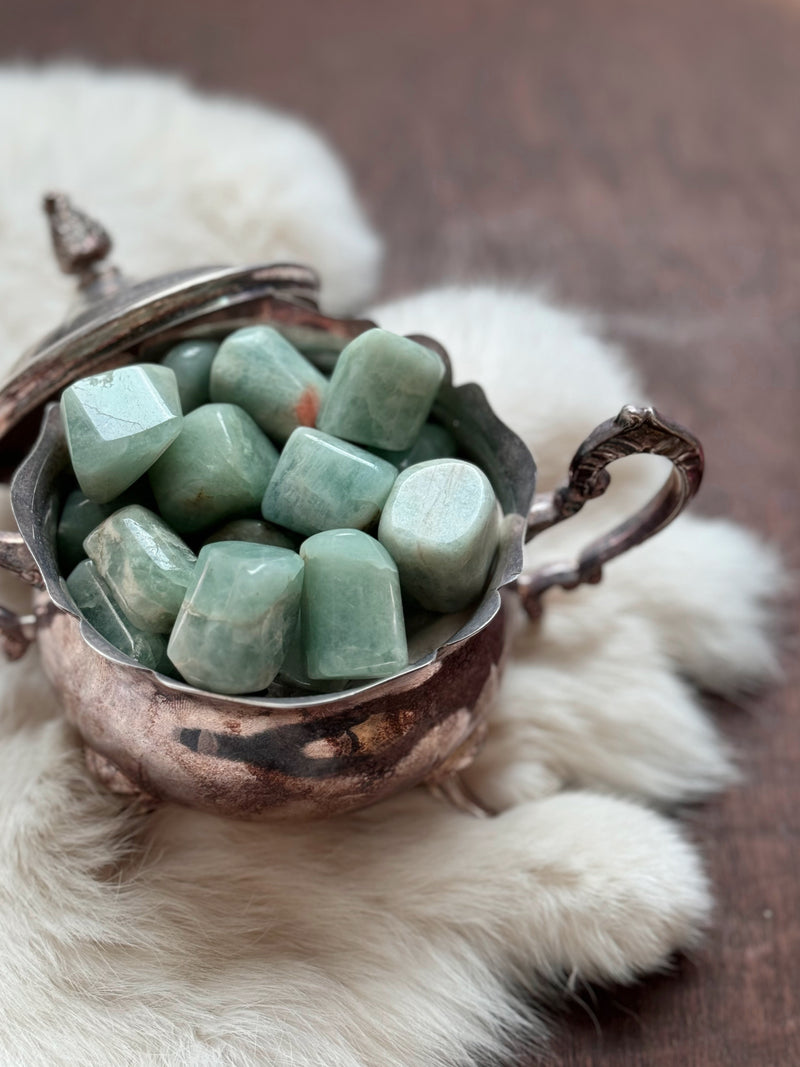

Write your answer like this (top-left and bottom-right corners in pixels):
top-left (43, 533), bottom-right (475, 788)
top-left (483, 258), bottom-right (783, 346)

top-left (167, 542), bottom-right (304, 695)
top-left (148, 403), bottom-right (279, 535)
top-left (378, 459), bottom-right (500, 613)
top-left (261, 427), bottom-right (397, 536)
top-left (317, 328), bottom-right (445, 451)
top-left (66, 560), bottom-right (172, 674)
top-left (300, 529), bottom-right (408, 680)
top-left (84, 505), bottom-right (197, 633)
top-left (209, 325), bottom-right (328, 444)
top-left (61, 364), bottom-right (182, 503)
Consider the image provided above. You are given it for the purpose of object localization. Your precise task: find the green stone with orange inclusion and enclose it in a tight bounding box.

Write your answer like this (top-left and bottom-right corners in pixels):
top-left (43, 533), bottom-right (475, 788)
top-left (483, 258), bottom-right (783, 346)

top-left (209, 325), bottom-right (328, 444)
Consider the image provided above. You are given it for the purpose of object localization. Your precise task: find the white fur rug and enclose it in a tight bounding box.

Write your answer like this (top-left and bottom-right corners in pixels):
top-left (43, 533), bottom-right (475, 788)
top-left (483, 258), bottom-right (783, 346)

top-left (0, 67), bottom-right (783, 1067)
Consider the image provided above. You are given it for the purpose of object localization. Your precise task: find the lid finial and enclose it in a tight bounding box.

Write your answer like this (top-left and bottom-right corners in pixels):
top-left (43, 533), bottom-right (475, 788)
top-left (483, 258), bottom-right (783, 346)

top-left (43, 193), bottom-right (122, 298)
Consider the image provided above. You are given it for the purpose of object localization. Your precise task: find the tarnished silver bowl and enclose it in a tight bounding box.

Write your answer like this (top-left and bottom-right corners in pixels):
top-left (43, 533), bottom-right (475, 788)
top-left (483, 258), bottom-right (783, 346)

top-left (0, 196), bottom-right (704, 819)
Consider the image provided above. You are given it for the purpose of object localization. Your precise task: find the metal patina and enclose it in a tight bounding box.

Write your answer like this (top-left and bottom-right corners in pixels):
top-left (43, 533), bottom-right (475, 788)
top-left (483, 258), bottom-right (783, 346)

top-left (0, 196), bottom-right (704, 819)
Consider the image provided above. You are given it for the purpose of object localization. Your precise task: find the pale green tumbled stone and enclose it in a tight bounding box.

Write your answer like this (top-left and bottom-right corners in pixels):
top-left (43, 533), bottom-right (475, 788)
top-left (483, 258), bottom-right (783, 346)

top-left (372, 422), bottom-right (458, 470)
top-left (148, 403), bottom-right (279, 535)
top-left (317, 328), bottom-right (445, 451)
top-left (167, 542), bottom-right (303, 695)
top-left (378, 459), bottom-right (500, 613)
top-left (84, 505), bottom-right (197, 633)
top-left (56, 482), bottom-right (153, 573)
top-left (61, 364), bottom-right (182, 503)
top-left (261, 427), bottom-right (397, 536)
top-left (57, 491), bottom-right (119, 574)
top-left (300, 529), bottom-right (407, 680)
top-left (276, 613), bottom-right (348, 692)
top-left (66, 560), bottom-right (171, 673)
top-left (210, 325), bottom-right (328, 444)
top-left (161, 339), bottom-right (219, 412)
top-left (205, 518), bottom-right (296, 551)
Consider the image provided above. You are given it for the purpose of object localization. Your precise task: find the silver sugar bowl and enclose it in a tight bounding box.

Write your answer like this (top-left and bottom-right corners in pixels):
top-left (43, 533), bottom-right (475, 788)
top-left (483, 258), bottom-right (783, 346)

top-left (0, 196), bottom-right (703, 818)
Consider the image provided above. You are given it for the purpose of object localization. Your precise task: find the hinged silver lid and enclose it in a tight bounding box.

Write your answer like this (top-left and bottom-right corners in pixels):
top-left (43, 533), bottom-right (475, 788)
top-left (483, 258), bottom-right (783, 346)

top-left (0, 194), bottom-right (368, 459)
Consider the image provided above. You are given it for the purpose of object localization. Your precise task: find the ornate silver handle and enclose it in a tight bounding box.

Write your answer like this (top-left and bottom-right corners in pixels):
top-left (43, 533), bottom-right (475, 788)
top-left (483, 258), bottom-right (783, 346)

top-left (0, 531), bottom-right (41, 660)
top-left (516, 405), bottom-right (704, 619)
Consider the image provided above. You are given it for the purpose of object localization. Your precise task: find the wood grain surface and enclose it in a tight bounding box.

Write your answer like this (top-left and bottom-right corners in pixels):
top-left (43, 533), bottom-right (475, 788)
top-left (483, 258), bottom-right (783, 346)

top-left (1, 1), bottom-right (797, 1063)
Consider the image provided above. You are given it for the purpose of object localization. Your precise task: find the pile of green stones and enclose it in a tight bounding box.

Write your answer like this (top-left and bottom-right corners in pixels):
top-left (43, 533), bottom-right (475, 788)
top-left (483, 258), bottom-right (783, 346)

top-left (58, 326), bottom-right (501, 696)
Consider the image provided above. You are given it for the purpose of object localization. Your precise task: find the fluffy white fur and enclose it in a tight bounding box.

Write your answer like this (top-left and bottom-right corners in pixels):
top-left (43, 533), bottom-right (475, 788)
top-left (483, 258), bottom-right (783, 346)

top-left (0, 68), bottom-right (783, 1067)
top-left (0, 64), bottom-right (381, 362)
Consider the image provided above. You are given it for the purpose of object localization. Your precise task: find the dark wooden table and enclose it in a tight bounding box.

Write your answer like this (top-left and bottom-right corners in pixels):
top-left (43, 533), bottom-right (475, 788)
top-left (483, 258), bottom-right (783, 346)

top-left (2, 1), bottom-right (797, 1063)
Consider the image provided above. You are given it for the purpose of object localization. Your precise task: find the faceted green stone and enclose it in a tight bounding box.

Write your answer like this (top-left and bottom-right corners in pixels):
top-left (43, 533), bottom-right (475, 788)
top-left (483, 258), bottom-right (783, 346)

top-left (61, 364), bottom-right (182, 503)
top-left (161, 339), bottom-right (219, 412)
top-left (66, 560), bottom-right (171, 673)
top-left (204, 518), bottom-right (296, 551)
top-left (317, 328), bottom-right (445, 451)
top-left (148, 403), bottom-right (279, 535)
top-left (167, 542), bottom-right (304, 695)
top-left (209, 325), bottom-right (328, 444)
top-left (261, 427), bottom-right (397, 536)
top-left (84, 505), bottom-right (197, 633)
top-left (372, 422), bottom-right (458, 470)
top-left (56, 482), bottom-right (153, 573)
top-left (300, 529), bottom-right (407, 680)
top-left (378, 459), bottom-right (500, 612)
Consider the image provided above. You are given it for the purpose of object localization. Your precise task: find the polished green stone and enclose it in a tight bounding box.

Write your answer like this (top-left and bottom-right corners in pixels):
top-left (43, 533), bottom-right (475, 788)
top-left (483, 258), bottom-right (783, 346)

top-left (56, 482), bottom-right (153, 573)
top-left (148, 403), bottom-right (279, 535)
top-left (61, 364), bottom-right (182, 503)
top-left (66, 560), bottom-right (171, 673)
top-left (161, 339), bottom-right (219, 412)
top-left (300, 529), bottom-right (407, 680)
top-left (261, 427), bottom-right (397, 536)
top-left (84, 505), bottom-right (197, 633)
top-left (167, 542), bottom-right (303, 695)
top-left (276, 613), bottom-right (347, 692)
top-left (57, 491), bottom-right (119, 574)
top-left (378, 459), bottom-right (500, 612)
top-left (205, 518), bottom-right (296, 551)
top-left (210, 325), bottom-right (328, 444)
top-left (317, 328), bottom-right (445, 451)
top-left (372, 422), bottom-right (458, 470)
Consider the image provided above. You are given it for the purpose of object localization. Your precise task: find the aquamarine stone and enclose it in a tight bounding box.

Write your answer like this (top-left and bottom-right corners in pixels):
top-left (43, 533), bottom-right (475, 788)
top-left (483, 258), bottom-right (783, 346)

top-left (261, 427), bottom-right (397, 536)
top-left (372, 422), bottom-right (458, 470)
top-left (317, 328), bottom-right (445, 451)
top-left (66, 560), bottom-right (171, 673)
top-left (61, 364), bottom-right (182, 503)
top-left (210, 325), bottom-right (328, 444)
top-left (205, 518), bottom-right (296, 551)
top-left (378, 459), bottom-right (500, 612)
top-left (148, 403), bottom-right (279, 535)
top-left (300, 529), bottom-right (407, 680)
top-left (84, 505), bottom-right (197, 633)
top-left (56, 482), bottom-right (153, 573)
top-left (275, 613), bottom-right (345, 692)
top-left (161, 339), bottom-right (219, 412)
top-left (167, 542), bottom-right (304, 695)
top-left (57, 490), bottom-right (119, 574)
